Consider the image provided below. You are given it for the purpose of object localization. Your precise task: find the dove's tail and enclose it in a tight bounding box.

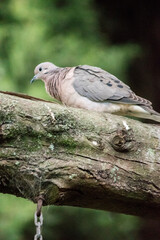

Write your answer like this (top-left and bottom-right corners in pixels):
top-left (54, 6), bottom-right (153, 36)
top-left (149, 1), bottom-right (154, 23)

top-left (149, 115), bottom-right (160, 123)
top-left (134, 113), bottom-right (160, 123)
top-left (125, 105), bottom-right (160, 123)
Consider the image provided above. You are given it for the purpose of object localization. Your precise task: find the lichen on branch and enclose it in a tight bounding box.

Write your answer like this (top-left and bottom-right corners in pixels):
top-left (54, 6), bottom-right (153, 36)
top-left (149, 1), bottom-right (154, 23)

top-left (1, 92), bottom-right (160, 217)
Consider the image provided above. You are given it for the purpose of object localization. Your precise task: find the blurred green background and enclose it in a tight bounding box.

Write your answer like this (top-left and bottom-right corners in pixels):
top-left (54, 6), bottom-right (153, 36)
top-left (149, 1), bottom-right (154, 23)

top-left (1, 0), bottom-right (160, 239)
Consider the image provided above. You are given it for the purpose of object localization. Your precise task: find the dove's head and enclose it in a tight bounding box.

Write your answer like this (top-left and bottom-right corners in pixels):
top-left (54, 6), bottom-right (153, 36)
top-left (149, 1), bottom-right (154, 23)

top-left (31, 62), bottom-right (58, 83)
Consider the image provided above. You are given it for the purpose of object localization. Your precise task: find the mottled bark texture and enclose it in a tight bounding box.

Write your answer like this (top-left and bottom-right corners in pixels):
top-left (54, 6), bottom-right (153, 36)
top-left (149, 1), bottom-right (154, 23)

top-left (0, 92), bottom-right (160, 218)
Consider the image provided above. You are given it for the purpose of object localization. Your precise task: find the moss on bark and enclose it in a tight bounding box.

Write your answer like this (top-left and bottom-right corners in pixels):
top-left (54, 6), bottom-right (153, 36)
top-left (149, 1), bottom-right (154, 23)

top-left (1, 92), bottom-right (160, 217)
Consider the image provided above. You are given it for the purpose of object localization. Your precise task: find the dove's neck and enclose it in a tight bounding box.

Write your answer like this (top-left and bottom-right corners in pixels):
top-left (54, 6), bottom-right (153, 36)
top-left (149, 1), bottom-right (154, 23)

top-left (44, 68), bottom-right (61, 101)
top-left (45, 67), bottom-right (72, 102)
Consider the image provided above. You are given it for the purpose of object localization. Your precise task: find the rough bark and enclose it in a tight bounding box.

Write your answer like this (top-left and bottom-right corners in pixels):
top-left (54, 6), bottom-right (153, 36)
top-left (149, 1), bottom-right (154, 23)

top-left (0, 91), bottom-right (160, 218)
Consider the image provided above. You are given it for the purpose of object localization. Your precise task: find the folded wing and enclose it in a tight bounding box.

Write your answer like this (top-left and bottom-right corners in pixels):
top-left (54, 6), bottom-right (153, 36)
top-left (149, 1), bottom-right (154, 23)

top-left (73, 65), bottom-right (152, 108)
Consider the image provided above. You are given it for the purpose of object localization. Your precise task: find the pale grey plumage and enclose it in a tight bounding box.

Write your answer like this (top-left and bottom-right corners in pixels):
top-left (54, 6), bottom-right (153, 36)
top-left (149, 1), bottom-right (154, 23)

top-left (73, 65), bottom-right (152, 106)
top-left (31, 62), bottom-right (160, 123)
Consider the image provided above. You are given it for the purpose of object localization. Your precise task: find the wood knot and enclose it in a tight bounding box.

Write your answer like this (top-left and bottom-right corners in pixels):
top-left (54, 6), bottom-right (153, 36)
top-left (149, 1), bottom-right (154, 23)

top-left (110, 127), bottom-right (136, 152)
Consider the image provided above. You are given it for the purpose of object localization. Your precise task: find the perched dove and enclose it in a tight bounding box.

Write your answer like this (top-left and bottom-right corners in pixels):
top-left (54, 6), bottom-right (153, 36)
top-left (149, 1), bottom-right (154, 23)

top-left (31, 62), bottom-right (160, 122)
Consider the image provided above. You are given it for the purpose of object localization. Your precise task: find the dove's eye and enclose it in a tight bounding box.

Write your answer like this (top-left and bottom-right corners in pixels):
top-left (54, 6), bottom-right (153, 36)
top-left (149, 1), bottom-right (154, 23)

top-left (39, 67), bottom-right (42, 71)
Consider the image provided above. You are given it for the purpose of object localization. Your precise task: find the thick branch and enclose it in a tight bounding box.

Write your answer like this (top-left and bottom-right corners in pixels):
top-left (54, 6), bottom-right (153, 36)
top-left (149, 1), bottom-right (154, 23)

top-left (0, 92), bottom-right (160, 217)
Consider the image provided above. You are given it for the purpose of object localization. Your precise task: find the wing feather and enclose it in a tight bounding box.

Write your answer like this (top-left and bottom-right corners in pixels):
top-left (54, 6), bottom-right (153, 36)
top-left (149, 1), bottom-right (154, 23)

top-left (73, 65), bottom-right (152, 108)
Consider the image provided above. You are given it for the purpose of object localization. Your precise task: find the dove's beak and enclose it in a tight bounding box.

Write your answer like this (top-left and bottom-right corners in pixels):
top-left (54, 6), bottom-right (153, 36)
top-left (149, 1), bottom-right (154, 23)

top-left (30, 75), bottom-right (38, 84)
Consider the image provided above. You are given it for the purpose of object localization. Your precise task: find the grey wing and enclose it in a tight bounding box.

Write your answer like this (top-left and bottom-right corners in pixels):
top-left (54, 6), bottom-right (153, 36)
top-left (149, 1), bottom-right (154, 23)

top-left (73, 65), bottom-right (152, 107)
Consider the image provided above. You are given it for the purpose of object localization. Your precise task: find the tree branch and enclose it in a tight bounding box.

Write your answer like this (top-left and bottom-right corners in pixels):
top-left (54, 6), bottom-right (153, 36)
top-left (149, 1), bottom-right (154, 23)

top-left (1, 91), bottom-right (160, 218)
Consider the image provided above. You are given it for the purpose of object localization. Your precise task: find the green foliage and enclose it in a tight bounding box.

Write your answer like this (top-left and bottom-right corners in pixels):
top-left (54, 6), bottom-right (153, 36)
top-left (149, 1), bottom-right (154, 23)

top-left (0, 0), bottom-right (142, 239)
top-left (41, 207), bottom-right (141, 240)
top-left (0, 194), bottom-right (34, 240)
top-left (0, 0), bottom-right (139, 97)
top-left (0, 194), bottom-right (141, 240)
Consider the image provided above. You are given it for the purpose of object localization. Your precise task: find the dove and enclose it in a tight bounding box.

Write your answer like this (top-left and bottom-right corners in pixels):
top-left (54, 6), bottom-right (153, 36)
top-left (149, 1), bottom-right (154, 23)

top-left (31, 62), bottom-right (160, 122)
